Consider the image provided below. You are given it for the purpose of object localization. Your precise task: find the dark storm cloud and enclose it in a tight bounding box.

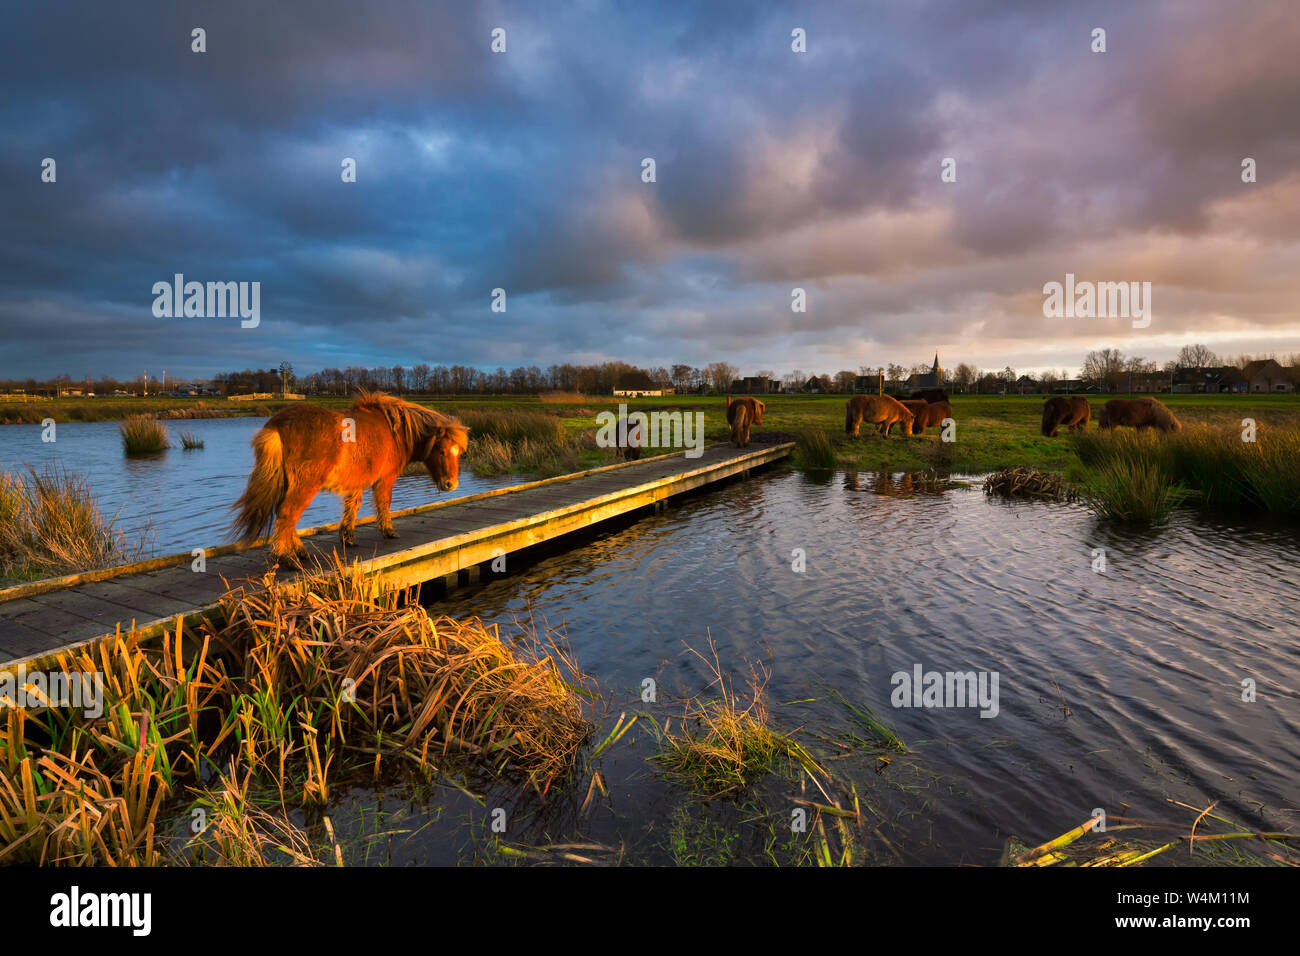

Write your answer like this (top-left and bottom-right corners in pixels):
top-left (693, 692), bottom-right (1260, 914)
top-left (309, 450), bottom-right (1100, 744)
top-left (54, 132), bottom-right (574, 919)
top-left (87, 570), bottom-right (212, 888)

top-left (1, 0), bottom-right (1298, 381)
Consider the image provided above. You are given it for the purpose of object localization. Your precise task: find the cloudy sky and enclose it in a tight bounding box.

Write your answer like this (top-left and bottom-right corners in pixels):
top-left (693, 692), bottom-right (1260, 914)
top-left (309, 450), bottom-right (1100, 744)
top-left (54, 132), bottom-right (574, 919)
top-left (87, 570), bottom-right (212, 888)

top-left (2, 0), bottom-right (1298, 382)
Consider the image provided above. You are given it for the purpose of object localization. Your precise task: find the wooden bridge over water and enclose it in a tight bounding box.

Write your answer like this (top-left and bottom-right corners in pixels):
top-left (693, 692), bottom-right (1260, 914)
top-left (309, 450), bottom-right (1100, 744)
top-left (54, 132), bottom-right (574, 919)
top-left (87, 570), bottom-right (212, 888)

top-left (0, 441), bottom-right (793, 673)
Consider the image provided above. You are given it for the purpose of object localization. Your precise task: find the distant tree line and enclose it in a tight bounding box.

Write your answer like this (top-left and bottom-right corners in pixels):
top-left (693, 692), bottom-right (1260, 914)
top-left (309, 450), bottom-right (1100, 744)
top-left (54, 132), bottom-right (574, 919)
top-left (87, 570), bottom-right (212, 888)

top-left (8, 345), bottom-right (1298, 399)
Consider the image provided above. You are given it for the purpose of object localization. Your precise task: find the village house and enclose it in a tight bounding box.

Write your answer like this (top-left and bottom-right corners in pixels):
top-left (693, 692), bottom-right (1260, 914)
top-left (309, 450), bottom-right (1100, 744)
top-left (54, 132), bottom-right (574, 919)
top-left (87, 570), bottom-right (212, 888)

top-left (727, 376), bottom-right (780, 395)
top-left (612, 371), bottom-right (674, 398)
top-left (1241, 359), bottom-right (1295, 393)
top-left (1171, 366), bottom-right (1246, 394)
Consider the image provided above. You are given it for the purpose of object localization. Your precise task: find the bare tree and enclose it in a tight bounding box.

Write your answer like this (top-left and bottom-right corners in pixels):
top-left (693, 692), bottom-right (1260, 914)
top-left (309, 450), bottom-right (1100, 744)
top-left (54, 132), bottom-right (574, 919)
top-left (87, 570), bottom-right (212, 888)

top-left (705, 362), bottom-right (738, 393)
top-left (1176, 344), bottom-right (1218, 369)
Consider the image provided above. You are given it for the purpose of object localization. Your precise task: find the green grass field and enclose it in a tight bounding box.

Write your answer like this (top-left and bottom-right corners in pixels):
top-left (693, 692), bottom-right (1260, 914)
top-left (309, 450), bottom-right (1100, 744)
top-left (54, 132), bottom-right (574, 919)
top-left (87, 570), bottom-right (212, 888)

top-left (518, 392), bottom-right (1300, 477)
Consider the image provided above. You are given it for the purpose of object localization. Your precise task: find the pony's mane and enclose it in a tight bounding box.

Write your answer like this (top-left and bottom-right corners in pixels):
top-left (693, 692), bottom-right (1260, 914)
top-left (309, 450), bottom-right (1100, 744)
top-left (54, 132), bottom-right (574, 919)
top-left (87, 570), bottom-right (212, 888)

top-left (350, 391), bottom-right (466, 455)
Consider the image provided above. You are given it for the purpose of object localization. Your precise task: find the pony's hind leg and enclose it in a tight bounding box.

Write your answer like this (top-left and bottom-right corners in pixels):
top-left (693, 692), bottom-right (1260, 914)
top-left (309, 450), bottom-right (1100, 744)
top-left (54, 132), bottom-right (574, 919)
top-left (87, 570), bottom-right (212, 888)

top-left (373, 475), bottom-right (398, 539)
top-left (273, 479), bottom-right (317, 561)
top-left (339, 490), bottom-right (362, 546)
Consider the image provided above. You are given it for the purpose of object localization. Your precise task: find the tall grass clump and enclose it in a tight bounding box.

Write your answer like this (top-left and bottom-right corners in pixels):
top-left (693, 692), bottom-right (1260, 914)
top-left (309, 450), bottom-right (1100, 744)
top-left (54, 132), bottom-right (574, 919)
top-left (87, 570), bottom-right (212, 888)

top-left (461, 408), bottom-right (588, 476)
top-left (215, 560), bottom-right (594, 786)
top-left (119, 414), bottom-right (170, 454)
top-left (179, 431), bottom-right (204, 449)
top-left (1074, 423), bottom-right (1300, 517)
top-left (0, 559), bottom-right (595, 865)
top-left (0, 465), bottom-right (136, 581)
top-left (1081, 458), bottom-right (1190, 523)
top-left (792, 426), bottom-right (836, 471)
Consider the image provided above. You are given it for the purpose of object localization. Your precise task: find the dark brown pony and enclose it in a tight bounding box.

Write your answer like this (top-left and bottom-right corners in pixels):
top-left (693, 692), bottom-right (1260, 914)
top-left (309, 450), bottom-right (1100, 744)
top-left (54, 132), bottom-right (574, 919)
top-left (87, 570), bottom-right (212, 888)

top-left (1098, 397), bottom-right (1182, 433)
top-left (726, 396), bottom-right (764, 447)
top-left (616, 413), bottom-right (643, 460)
top-left (231, 392), bottom-right (469, 560)
top-left (893, 399), bottom-right (926, 436)
top-left (1041, 396), bottom-right (1090, 436)
top-left (909, 388), bottom-right (949, 403)
top-left (907, 400), bottom-right (952, 435)
top-left (845, 394), bottom-right (914, 438)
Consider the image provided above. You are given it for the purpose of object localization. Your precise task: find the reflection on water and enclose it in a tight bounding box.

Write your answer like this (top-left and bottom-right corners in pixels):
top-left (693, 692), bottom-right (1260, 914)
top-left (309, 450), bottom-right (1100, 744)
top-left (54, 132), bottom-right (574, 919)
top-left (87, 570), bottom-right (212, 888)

top-left (842, 470), bottom-right (961, 497)
top-left (0, 417), bottom-right (508, 555)
top-left (435, 467), bottom-right (1300, 862)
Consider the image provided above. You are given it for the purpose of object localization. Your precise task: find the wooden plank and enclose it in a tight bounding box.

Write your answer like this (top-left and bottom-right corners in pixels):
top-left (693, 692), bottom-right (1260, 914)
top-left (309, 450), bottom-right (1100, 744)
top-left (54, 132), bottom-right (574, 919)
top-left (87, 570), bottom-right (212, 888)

top-left (2, 604), bottom-right (106, 639)
top-left (109, 569), bottom-right (234, 605)
top-left (0, 597), bottom-right (47, 620)
top-left (33, 580), bottom-right (188, 622)
top-left (24, 590), bottom-right (167, 631)
top-left (0, 619), bottom-right (68, 661)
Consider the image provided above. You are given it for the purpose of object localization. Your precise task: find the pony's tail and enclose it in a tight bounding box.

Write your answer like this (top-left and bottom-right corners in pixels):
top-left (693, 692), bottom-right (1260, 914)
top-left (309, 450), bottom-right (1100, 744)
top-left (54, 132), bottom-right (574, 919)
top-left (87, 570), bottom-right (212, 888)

top-left (230, 427), bottom-right (287, 541)
top-left (731, 402), bottom-right (751, 443)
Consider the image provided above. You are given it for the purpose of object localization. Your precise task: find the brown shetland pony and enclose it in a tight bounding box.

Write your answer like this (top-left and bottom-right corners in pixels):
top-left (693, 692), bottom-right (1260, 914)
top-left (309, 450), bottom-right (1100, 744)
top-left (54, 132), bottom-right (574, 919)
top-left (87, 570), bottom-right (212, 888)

top-left (845, 394), bottom-right (914, 438)
top-left (1041, 396), bottom-right (1090, 437)
top-left (1098, 397), bottom-right (1182, 433)
top-left (726, 396), bottom-right (765, 447)
top-left (907, 400), bottom-right (952, 435)
top-left (231, 393), bottom-right (470, 560)
top-left (616, 414), bottom-right (643, 460)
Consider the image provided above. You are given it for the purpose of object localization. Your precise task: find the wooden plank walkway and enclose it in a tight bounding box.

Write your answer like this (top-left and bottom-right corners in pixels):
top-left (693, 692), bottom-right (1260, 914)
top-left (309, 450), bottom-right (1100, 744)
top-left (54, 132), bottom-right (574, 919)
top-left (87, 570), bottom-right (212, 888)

top-left (0, 441), bottom-right (792, 672)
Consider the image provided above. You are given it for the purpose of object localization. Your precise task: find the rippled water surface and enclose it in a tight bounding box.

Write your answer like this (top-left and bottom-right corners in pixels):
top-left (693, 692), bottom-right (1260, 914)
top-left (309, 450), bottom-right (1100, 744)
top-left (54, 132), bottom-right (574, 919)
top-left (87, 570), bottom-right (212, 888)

top-left (0, 417), bottom-right (506, 554)
top-left (435, 467), bottom-right (1300, 863)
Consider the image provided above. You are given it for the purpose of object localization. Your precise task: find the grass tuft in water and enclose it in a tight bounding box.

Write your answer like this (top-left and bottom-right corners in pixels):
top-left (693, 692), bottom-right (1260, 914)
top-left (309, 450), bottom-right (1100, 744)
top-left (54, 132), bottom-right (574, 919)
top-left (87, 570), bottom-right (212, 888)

top-left (0, 465), bottom-right (138, 582)
top-left (653, 639), bottom-right (823, 798)
top-left (119, 414), bottom-right (171, 454)
top-left (792, 425), bottom-right (837, 471)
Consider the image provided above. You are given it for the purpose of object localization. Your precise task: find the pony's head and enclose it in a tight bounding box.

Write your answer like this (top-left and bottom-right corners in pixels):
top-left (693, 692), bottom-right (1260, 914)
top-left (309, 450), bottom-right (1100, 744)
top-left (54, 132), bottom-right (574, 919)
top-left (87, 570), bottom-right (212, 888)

top-left (900, 406), bottom-right (917, 433)
top-left (418, 424), bottom-right (469, 492)
top-left (753, 399), bottom-right (765, 424)
top-left (1040, 399), bottom-right (1060, 437)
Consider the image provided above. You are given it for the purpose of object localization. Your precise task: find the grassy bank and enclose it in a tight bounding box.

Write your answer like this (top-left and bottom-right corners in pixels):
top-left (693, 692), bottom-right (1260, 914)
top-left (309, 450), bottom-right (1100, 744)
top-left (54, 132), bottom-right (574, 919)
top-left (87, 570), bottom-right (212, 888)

top-left (0, 397), bottom-right (287, 425)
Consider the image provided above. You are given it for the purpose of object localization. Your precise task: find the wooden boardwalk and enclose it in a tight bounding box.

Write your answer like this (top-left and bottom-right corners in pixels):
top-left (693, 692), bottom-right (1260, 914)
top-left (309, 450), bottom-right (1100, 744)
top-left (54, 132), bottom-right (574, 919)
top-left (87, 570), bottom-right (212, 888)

top-left (0, 441), bottom-right (792, 672)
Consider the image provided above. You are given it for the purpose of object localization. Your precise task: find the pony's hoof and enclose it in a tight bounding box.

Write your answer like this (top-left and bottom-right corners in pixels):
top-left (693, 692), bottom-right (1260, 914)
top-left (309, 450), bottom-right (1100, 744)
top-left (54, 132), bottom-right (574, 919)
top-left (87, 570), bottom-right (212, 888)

top-left (381, 528), bottom-right (399, 540)
top-left (341, 535), bottom-right (355, 547)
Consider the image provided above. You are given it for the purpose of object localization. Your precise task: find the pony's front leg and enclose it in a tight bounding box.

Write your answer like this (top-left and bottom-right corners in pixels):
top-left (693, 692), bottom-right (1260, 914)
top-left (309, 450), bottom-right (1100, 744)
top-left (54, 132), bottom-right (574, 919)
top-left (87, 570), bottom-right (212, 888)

top-left (373, 476), bottom-right (398, 539)
top-left (339, 490), bottom-right (362, 546)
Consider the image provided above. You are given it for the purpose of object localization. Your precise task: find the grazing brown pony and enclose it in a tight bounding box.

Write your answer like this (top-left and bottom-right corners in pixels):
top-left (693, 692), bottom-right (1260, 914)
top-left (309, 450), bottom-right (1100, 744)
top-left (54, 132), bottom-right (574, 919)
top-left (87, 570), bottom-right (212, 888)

top-left (616, 413), bottom-right (643, 460)
top-left (1041, 396), bottom-right (1090, 437)
top-left (726, 396), bottom-right (765, 447)
top-left (1098, 397), bottom-right (1182, 433)
top-left (909, 388), bottom-right (949, 403)
top-left (845, 394), bottom-right (914, 438)
top-left (907, 400), bottom-right (953, 435)
top-left (892, 400), bottom-right (926, 436)
top-left (231, 392), bottom-right (470, 560)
